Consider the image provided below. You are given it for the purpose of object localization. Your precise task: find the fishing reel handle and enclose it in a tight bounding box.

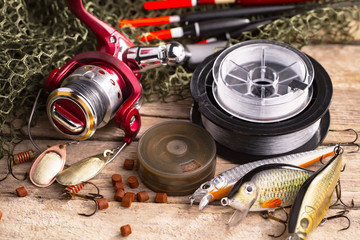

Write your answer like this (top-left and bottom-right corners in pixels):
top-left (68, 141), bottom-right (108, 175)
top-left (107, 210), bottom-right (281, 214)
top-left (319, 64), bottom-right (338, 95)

top-left (124, 42), bottom-right (186, 72)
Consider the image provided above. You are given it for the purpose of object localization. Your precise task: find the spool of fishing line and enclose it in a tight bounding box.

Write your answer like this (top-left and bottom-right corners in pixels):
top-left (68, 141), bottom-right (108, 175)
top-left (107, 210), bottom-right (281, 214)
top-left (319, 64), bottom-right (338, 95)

top-left (191, 40), bottom-right (332, 163)
top-left (137, 121), bottom-right (216, 195)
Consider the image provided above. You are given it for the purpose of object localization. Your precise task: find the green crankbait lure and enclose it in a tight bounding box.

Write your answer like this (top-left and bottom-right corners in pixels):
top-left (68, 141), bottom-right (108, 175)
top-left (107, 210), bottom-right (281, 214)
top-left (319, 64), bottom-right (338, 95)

top-left (286, 147), bottom-right (343, 240)
top-left (221, 163), bottom-right (313, 227)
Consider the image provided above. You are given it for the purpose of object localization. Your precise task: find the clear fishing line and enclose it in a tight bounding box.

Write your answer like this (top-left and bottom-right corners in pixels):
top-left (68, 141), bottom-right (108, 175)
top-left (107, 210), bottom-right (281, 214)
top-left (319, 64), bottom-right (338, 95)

top-left (191, 40), bottom-right (333, 162)
top-left (212, 40), bottom-right (314, 123)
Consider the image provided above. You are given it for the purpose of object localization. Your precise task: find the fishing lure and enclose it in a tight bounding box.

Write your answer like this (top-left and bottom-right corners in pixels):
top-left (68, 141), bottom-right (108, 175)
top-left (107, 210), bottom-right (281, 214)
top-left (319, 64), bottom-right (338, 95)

top-left (221, 164), bottom-right (313, 227)
top-left (189, 146), bottom-right (335, 210)
top-left (286, 147), bottom-right (343, 240)
top-left (56, 150), bottom-right (113, 186)
top-left (56, 144), bottom-right (126, 186)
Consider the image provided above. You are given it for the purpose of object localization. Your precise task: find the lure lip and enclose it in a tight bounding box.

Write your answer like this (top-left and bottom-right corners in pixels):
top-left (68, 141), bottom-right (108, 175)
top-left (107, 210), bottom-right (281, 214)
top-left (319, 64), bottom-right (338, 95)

top-left (189, 188), bottom-right (209, 204)
top-left (226, 199), bottom-right (255, 228)
top-left (29, 144), bottom-right (66, 187)
top-left (198, 193), bottom-right (213, 211)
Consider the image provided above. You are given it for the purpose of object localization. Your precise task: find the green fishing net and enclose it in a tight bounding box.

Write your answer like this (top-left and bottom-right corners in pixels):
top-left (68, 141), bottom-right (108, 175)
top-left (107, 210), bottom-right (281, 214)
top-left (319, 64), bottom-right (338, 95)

top-left (0, 0), bottom-right (359, 158)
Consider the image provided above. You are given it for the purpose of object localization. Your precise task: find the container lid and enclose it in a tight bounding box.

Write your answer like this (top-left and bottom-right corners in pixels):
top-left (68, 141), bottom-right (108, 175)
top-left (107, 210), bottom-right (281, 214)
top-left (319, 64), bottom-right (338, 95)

top-left (137, 121), bottom-right (216, 195)
top-left (212, 40), bottom-right (314, 123)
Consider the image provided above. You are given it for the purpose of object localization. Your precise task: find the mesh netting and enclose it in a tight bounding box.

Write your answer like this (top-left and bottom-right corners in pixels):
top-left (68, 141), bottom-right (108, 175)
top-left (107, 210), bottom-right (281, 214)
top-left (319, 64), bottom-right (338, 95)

top-left (0, 0), bottom-right (359, 158)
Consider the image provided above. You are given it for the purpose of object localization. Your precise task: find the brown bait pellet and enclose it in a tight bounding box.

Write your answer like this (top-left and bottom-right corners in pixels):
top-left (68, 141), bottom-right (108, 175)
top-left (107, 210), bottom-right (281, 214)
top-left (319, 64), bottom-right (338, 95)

top-left (120, 224), bottom-right (132, 236)
top-left (123, 159), bottom-right (135, 170)
top-left (155, 193), bottom-right (167, 203)
top-left (124, 192), bottom-right (136, 202)
top-left (112, 174), bottom-right (122, 185)
top-left (16, 186), bottom-right (28, 197)
top-left (115, 182), bottom-right (125, 191)
top-left (127, 176), bottom-right (139, 188)
top-left (137, 191), bottom-right (149, 202)
top-left (114, 189), bottom-right (125, 202)
top-left (121, 194), bottom-right (133, 207)
top-left (97, 198), bottom-right (109, 210)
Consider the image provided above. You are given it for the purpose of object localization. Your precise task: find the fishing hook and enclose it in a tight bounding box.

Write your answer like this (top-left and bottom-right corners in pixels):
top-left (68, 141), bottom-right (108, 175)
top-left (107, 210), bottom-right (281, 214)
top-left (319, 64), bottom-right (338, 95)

top-left (261, 206), bottom-right (289, 238)
top-left (62, 182), bottom-right (103, 217)
top-left (9, 156), bottom-right (28, 181)
top-left (329, 129), bottom-right (359, 153)
top-left (320, 210), bottom-right (351, 231)
top-left (331, 180), bottom-right (356, 209)
top-left (340, 163), bottom-right (346, 172)
top-left (0, 155), bottom-right (28, 182)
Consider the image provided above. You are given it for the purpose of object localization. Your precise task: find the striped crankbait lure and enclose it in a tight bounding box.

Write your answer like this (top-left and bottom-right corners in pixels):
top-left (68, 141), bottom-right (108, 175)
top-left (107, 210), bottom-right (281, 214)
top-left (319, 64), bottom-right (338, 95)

top-left (221, 164), bottom-right (312, 227)
top-left (286, 147), bottom-right (343, 240)
top-left (189, 146), bottom-right (336, 210)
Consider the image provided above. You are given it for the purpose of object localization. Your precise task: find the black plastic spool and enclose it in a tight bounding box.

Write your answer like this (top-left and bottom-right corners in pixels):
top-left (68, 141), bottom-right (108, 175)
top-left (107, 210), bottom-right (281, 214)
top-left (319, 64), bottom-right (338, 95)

top-left (190, 51), bottom-right (333, 163)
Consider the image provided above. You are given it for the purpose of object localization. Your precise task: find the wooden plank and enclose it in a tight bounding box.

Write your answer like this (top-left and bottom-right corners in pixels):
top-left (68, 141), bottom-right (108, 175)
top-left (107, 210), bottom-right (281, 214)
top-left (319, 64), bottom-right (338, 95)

top-left (1, 198), bottom-right (359, 239)
top-left (302, 45), bottom-right (360, 88)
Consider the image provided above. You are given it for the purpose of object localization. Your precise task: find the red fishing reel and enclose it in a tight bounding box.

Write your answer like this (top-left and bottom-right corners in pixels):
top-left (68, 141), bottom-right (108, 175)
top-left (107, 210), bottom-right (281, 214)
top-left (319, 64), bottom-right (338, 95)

top-left (44, 0), bottom-right (185, 143)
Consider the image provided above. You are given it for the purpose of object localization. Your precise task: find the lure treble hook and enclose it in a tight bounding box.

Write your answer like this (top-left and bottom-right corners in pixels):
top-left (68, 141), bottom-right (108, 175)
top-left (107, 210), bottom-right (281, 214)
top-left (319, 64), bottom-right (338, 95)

top-left (329, 129), bottom-right (360, 153)
top-left (331, 180), bottom-right (356, 210)
top-left (62, 182), bottom-right (104, 217)
top-left (261, 206), bottom-right (289, 238)
top-left (320, 210), bottom-right (351, 231)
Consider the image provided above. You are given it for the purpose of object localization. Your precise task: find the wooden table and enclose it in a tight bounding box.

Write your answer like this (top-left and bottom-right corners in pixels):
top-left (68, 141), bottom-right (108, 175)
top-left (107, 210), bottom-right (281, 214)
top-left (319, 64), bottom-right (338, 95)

top-left (1, 37), bottom-right (360, 239)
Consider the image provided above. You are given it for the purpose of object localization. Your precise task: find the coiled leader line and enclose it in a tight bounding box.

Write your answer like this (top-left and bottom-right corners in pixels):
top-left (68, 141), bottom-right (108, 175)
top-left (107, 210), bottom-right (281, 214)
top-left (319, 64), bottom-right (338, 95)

top-left (191, 41), bottom-right (332, 163)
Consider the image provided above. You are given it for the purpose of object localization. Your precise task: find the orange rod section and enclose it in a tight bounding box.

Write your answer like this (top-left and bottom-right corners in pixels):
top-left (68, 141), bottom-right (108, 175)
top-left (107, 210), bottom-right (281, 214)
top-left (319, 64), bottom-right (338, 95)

top-left (139, 29), bottom-right (172, 41)
top-left (119, 16), bottom-right (171, 27)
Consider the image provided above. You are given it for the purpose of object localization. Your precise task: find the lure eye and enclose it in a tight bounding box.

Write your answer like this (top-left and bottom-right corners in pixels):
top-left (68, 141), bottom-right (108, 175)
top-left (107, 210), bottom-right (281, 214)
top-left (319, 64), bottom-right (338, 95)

top-left (244, 184), bottom-right (254, 194)
top-left (202, 183), bottom-right (211, 189)
top-left (300, 218), bottom-right (309, 229)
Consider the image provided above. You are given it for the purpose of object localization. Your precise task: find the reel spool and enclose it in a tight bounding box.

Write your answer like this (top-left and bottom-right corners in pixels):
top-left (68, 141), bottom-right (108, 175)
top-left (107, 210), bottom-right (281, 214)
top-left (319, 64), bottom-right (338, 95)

top-left (137, 121), bottom-right (216, 195)
top-left (191, 40), bottom-right (333, 163)
top-left (45, 52), bottom-right (141, 142)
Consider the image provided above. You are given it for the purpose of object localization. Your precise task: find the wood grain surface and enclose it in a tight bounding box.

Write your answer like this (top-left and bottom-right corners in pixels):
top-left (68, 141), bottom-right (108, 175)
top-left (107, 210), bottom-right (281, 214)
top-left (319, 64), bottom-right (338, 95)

top-left (1, 41), bottom-right (360, 239)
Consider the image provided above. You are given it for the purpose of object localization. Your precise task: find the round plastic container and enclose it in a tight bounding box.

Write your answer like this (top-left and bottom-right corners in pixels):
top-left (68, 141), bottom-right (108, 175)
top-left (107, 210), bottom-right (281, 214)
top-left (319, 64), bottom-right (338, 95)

top-left (212, 40), bottom-right (314, 123)
top-left (137, 121), bottom-right (216, 195)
